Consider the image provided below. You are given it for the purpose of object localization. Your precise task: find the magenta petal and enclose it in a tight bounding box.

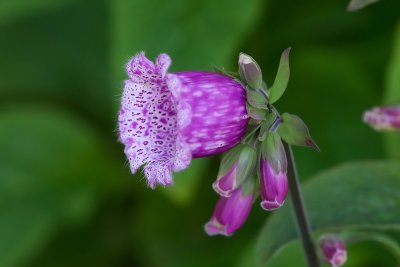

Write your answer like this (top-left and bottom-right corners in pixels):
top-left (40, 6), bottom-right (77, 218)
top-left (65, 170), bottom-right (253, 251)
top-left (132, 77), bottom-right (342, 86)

top-left (212, 165), bottom-right (238, 197)
top-left (205, 187), bottom-right (254, 236)
top-left (168, 72), bottom-right (249, 157)
top-left (260, 159), bottom-right (288, 211)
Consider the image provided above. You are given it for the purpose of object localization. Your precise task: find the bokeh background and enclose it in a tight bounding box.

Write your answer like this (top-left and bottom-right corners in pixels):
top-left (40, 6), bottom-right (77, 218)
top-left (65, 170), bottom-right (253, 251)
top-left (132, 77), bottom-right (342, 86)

top-left (1, 0), bottom-right (400, 266)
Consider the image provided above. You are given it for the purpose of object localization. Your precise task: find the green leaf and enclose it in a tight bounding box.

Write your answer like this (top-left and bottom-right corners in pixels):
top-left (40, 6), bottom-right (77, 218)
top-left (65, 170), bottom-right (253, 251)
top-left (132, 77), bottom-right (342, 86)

top-left (347, 0), bottom-right (380, 11)
top-left (384, 21), bottom-right (400, 159)
top-left (268, 48), bottom-right (291, 104)
top-left (110, 0), bottom-right (265, 103)
top-left (247, 89), bottom-right (268, 109)
top-left (0, 0), bottom-right (79, 25)
top-left (256, 161), bottom-right (400, 266)
top-left (0, 106), bottom-right (125, 267)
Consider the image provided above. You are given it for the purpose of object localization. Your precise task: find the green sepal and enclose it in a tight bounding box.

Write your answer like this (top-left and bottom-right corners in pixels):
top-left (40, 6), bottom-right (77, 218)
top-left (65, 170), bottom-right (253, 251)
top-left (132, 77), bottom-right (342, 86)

top-left (246, 88), bottom-right (268, 109)
top-left (278, 113), bottom-right (320, 151)
top-left (217, 145), bottom-right (242, 177)
top-left (246, 103), bottom-right (266, 121)
top-left (239, 53), bottom-right (263, 90)
top-left (241, 174), bottom-right (258, 197)
top-left (269, 48), bottom-right (291, 104)
top-left (261, 132), bottom-right (287, 173)
top-left (258, 113), bottom-right (275, 141)
top-left (236, 144), bottom-right (257, 185)
top-left (213, 65), bottom-right (240, 79)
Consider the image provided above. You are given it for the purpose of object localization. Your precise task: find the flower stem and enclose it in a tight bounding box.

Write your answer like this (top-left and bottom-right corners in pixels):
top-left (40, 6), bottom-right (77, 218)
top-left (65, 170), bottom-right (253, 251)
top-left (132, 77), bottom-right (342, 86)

top-left (283, 142), bottom-right (320, 267)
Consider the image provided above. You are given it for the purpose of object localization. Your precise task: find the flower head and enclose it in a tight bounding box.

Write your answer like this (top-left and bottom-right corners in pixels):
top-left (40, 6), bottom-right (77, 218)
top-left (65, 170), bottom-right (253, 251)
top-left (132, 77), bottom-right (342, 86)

top-left (319, 235), bottom-right (347, 267)
top-left (118, 52), bottom-right (248, 188)
top-left (363, 105), bottom-right (400, 131)
top-left (205, 180), bottom-right (255, 236)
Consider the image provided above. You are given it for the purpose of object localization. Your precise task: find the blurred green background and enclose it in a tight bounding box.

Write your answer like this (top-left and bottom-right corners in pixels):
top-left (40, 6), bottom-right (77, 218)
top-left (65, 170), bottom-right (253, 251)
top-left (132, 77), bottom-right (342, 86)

top-left (1, 0), bottom-right (400, 266)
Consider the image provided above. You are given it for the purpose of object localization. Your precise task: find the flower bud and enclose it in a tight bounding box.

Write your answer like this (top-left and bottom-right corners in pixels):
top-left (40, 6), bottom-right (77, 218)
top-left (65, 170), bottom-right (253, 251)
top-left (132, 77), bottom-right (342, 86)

top-left (319, 235), bottom-right (347, 267)
top-left (213, 145), bottom-right (257, 197)
top-left (363, 105), bottom-right (400, 131)
top-left (278, 113), bottom-right (320, 151)
top-left (260, 132), bottom-right (288, 210)
top-left (239, 53), bottom-right (263, 90)
top-left (205, 179), bottom-right (255, 236)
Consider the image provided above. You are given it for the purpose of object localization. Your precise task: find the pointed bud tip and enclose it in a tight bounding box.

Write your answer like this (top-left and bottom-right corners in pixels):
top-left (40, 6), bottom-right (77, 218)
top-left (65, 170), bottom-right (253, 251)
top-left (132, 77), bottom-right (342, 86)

top-left (306, 138), bottom-right (320, 152)
top-left (283, 47), bottom-right (291, 57)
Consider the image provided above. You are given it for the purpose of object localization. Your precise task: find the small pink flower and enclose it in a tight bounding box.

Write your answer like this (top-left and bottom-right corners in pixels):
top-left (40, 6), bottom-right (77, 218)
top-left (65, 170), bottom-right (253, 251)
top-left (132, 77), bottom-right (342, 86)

top-left (363, 105), bottom-right (400, 131)
top-left (118, 52), bottom-right (248, 188)
top-left (319, 235), bottom-right (347, 267)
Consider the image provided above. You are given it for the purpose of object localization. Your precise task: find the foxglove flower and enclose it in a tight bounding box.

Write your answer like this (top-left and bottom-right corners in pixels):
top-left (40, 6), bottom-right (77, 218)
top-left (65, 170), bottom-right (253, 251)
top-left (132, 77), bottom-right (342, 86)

top-left (260, 132), bottom-right (288, 211)
top-left (363, 105), bottom-right (400, 131)
top-left (212, 144), bottom-right (257, 197)
top-left (205, 181), bottom-right (255, 236)
top-left (118, 52), bottom-right (248, 188)
top-left (319, 235), bottom-right (347, 267)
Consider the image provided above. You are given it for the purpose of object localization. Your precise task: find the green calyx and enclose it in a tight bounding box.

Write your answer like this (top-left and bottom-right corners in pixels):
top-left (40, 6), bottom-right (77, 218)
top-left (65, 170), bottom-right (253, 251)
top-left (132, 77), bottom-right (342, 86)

top-left (277, 113), bottom-right (320, 151)
top-left (217, 144), bottom-right (257, 186)
top-left (261, 132), bottom-right (287, 173)
top-left (213, 50), bottom-right (319, 199)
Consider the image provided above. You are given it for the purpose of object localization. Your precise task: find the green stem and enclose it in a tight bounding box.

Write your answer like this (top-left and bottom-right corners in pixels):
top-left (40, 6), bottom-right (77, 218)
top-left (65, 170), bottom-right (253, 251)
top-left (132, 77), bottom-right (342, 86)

top-left (284, 142), bottom-right (320, 267)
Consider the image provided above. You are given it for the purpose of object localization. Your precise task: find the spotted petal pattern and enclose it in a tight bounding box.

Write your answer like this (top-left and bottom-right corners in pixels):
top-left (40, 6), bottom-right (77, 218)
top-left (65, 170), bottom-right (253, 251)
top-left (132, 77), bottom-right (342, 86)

top-left (118, 52), bottom-right (248, 188)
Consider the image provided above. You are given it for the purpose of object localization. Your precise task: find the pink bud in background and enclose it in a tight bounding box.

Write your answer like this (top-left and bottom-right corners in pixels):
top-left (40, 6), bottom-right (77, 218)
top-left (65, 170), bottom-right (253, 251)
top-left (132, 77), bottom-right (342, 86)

top-left (319, 235), bottom-right (347, 267)
top-left (363, 105), bottom-right (400, 131)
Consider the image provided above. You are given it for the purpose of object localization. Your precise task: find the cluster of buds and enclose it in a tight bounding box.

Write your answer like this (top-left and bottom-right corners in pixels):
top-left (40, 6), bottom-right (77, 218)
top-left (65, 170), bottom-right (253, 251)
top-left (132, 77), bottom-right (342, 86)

top-left (205, 51), bottom-right (319, 236)
top-left (117, 50), bottom-right (318, 236)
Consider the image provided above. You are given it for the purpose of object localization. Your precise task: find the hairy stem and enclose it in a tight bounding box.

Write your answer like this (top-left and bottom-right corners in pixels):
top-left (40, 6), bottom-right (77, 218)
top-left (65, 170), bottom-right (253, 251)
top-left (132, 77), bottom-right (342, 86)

top-left (284, 142), bottom-right (320, 267)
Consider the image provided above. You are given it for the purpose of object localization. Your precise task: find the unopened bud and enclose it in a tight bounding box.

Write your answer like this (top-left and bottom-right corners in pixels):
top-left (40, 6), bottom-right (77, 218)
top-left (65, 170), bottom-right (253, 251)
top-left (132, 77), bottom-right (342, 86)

top-left (239, 53), bottom-right (263, 90)
top-left (319, 235), bottom-right (347, 267)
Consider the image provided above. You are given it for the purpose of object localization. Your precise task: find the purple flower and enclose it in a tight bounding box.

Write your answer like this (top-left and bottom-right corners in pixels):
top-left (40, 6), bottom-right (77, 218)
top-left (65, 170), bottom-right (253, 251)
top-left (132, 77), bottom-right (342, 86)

top-left (118, 52), bottom-right (248, 188)
top-left (363, 105), bottom-right (400, 131)
top-left (205, 186), bottom-right (254, 236)
top-left (260, 159), bottom-right (288, 210)
top-left (260, 132), bottom-right (288, 211)
top-left (319, 235), bottom-right (347, 267)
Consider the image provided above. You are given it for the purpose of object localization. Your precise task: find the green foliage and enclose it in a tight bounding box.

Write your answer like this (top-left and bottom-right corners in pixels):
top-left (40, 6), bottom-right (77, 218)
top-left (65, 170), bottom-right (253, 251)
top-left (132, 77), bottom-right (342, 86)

top-left (384, 21), bottom-right (400, 159)
top-left (268, 48), bottom-right (291, 104)
top-left (256, 161), bottom-right (400, 266)
top-left (0, 0), bottom-right (400, 266)
top-left (0, 106), bottom-right (125, 267)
